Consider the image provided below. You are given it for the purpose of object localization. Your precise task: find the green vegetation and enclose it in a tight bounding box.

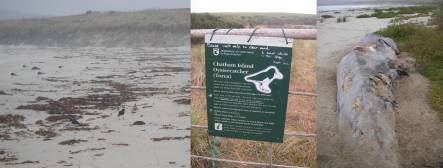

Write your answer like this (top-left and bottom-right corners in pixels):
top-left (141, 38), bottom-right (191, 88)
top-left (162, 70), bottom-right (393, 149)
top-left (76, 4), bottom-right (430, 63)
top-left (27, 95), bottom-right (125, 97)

top-left (390, 6), bottom-right (436, 14)
top-left (356, 14), bottom-right (373, 18)
top-left (191, 12), bottom-right (316, 29)
top-left (372, 11), bottom-right (398, 18)
top-left (336, 16), bottom-right (347, 23)
top-left (435, 4), bottom-right (443, 30)
top-left (369, 6), bottom-right (437, 19)
top-left (191, 13), bottom-right (244, 29)
top-left (191, 12), bottom-right (316, 44)
top-left (376, 5), bottom-right (443, 120)
top-left (321, 15), bottom-right (334, 19)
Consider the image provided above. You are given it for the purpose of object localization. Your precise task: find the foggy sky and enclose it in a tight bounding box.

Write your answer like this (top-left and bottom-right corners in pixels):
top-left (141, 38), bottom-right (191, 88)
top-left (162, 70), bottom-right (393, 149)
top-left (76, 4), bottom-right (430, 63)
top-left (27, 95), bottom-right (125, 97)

top-left (0, 0), bottom-right (189, 16)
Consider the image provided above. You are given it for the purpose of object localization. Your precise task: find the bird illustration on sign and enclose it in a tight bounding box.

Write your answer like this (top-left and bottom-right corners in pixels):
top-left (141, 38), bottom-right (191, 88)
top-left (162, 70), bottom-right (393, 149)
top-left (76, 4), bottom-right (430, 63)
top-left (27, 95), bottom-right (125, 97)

top-left (244, 66), bottom-right (283, 94)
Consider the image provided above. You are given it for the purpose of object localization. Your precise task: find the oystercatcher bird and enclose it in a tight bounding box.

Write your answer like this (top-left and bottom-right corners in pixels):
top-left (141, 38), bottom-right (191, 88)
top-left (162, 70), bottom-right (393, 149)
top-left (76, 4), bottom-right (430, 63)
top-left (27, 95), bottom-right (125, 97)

top-left (70, 117), bottom-right (81, 125)
top-left (244, 66), bottom-right (283, 94)
top-left (131, 104), bottom-right (138, 113)
top-left (117, 106), bottom-right (125, 119)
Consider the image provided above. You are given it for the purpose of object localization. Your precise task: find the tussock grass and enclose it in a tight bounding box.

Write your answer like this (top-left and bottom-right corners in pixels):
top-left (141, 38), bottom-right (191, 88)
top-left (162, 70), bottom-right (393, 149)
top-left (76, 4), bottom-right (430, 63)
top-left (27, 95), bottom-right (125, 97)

top-left (191, 40), bottom-right (317, 167)
top-left (376, 5), bottom-right (443, 120)
top-left (321, 15), bottom-right (334, 19)
top-left (391, 6), bottom-right (436, 14)
top-left (370, 6), bottom-right (437, 19)
top-left (356, 14), bottom-right (373, 18)
top-left (336, 16), bottom-right (348, 23)
top-left (191, 44), bottom-right (206, 87)
top-left (372, 11), bottom-right (398, 18)
top-left (191, 13), bottom-right (244, 29)
top-left (191, 13), bottom-right (316, 29)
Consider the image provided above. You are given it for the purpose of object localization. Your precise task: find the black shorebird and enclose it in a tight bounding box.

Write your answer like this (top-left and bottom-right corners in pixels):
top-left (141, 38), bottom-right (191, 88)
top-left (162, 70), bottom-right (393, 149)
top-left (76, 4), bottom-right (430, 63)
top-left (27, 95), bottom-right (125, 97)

top-left (131, 104), bottom-right (138, 113)
top-left (118, 107), bottom-right (125, 119)
top-left (70, 117), bottom-right (80, 125)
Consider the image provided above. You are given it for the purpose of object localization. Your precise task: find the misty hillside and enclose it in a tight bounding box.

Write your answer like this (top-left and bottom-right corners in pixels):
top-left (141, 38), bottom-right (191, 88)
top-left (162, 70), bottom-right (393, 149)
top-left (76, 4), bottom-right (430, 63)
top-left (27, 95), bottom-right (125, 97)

top-left (0, 8), bottom-right (190, 47)
top-left (318, 0), bottom-right (439, 6)
top-left (0, 11), bottom-right (52, 20)
top-left (192, 13), bottom-right (316, 29)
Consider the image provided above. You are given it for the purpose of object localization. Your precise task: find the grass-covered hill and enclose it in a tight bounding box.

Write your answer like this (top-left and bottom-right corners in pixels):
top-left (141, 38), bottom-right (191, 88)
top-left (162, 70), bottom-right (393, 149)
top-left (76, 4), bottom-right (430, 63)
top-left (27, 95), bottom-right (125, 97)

top-left (0, 8), bottom-right (190, 47)
top-left (191, 12), bottom-right (316, 29)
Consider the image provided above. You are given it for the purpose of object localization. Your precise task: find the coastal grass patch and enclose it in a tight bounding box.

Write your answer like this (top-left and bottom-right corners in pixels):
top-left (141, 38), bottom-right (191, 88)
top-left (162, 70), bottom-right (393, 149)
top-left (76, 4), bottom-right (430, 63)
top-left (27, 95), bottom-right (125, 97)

top-left (336, 16), bottom-right (348, 23)
top-left (435, 3), bottom-right (443, 30)
top-left (321, 15), bottom-right (334, 19)
top-left (356, 14), bottom-right (373, 18)
top-left (389, 6), bottom-right (436, 14)
top-left (372, 11), bottom-right (398, 18)
top-left (191, 12), bottom-right (316, 29)
top-left (370, 5), bottom-right (437, 19)
top-left (376, 22), bottom-right (443, 121)
top-left (191, 13), bottom-right (244, 29)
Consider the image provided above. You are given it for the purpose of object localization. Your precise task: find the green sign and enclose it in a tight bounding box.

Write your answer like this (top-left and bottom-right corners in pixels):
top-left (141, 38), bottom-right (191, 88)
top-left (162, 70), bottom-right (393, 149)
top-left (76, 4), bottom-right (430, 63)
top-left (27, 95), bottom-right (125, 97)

top-left (205, 34), bottom-right (293, 143)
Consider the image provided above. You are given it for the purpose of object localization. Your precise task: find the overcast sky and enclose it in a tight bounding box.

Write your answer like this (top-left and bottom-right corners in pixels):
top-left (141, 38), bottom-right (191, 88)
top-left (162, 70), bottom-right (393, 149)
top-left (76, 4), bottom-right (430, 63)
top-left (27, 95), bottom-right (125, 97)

top-left (191, 0), bottom-right (316, 14)
top-left (318, 0), bottom-right (437, 5)
top-left (0, 0), bottom-right (189, 16)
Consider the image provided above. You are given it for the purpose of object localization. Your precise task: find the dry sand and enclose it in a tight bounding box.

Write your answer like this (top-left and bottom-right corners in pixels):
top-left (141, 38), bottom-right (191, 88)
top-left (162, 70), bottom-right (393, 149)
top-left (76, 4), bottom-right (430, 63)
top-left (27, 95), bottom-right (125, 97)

top-left (316, 8), bottom-right (442, 167)
top-left (0, 46), bottom-right (190, 168)
top-left (395, 73), bottom-right (443, 168)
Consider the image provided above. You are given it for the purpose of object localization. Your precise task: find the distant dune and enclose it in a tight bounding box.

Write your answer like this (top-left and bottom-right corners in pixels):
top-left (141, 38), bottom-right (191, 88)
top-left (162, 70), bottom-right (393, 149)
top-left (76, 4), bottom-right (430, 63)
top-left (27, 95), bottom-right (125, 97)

top-left (0, 11), bottom-right (53, 20)
top-left (191, 12), bottom-right (316, 29)
top-left (0, 8), bottom-right (190, 47)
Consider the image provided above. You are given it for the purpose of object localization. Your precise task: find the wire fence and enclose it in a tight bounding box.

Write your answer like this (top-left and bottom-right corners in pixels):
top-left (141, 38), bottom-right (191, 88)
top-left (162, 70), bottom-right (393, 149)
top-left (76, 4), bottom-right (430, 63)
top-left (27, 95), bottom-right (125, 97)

top-left (191, 86), bottom-right (316, 168)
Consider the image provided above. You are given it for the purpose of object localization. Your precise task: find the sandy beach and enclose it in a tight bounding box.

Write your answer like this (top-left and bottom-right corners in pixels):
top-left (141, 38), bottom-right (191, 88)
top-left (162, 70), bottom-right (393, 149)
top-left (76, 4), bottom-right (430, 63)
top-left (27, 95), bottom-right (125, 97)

top-left (0, 46), bottom-right (190, 168)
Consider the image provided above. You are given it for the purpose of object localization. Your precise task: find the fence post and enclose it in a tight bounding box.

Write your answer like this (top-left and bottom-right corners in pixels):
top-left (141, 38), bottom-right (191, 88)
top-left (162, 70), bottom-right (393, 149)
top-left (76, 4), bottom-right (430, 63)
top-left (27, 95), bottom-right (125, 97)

top-left (210, 136), bottom-right (220, 168)
top-left (268, 142), bottom-right (273, 167)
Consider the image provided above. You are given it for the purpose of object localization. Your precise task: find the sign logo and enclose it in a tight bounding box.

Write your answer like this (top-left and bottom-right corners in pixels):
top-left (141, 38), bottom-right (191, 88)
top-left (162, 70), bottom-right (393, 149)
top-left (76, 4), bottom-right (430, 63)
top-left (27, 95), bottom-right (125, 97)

top-left (244, 66), bottom-right (283, 94)
top-left (213, 48), bottom-right (220, 56)
top-left (214, 123), bottom-right (223, 131)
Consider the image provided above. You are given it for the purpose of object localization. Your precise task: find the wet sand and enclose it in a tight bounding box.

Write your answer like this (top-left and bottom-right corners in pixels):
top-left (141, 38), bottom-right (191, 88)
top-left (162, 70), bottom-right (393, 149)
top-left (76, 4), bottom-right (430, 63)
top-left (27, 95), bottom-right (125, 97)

top-left (0, 46), bottom-right (190, 168)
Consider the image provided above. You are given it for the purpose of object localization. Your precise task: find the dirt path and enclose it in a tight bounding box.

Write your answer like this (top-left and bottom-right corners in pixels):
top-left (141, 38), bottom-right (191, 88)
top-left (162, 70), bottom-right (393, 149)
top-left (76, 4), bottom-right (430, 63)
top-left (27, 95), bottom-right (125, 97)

top-left (395, 73), bottom-right (443, 168)
top-left (316, 47), bottom-right (349, 167)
